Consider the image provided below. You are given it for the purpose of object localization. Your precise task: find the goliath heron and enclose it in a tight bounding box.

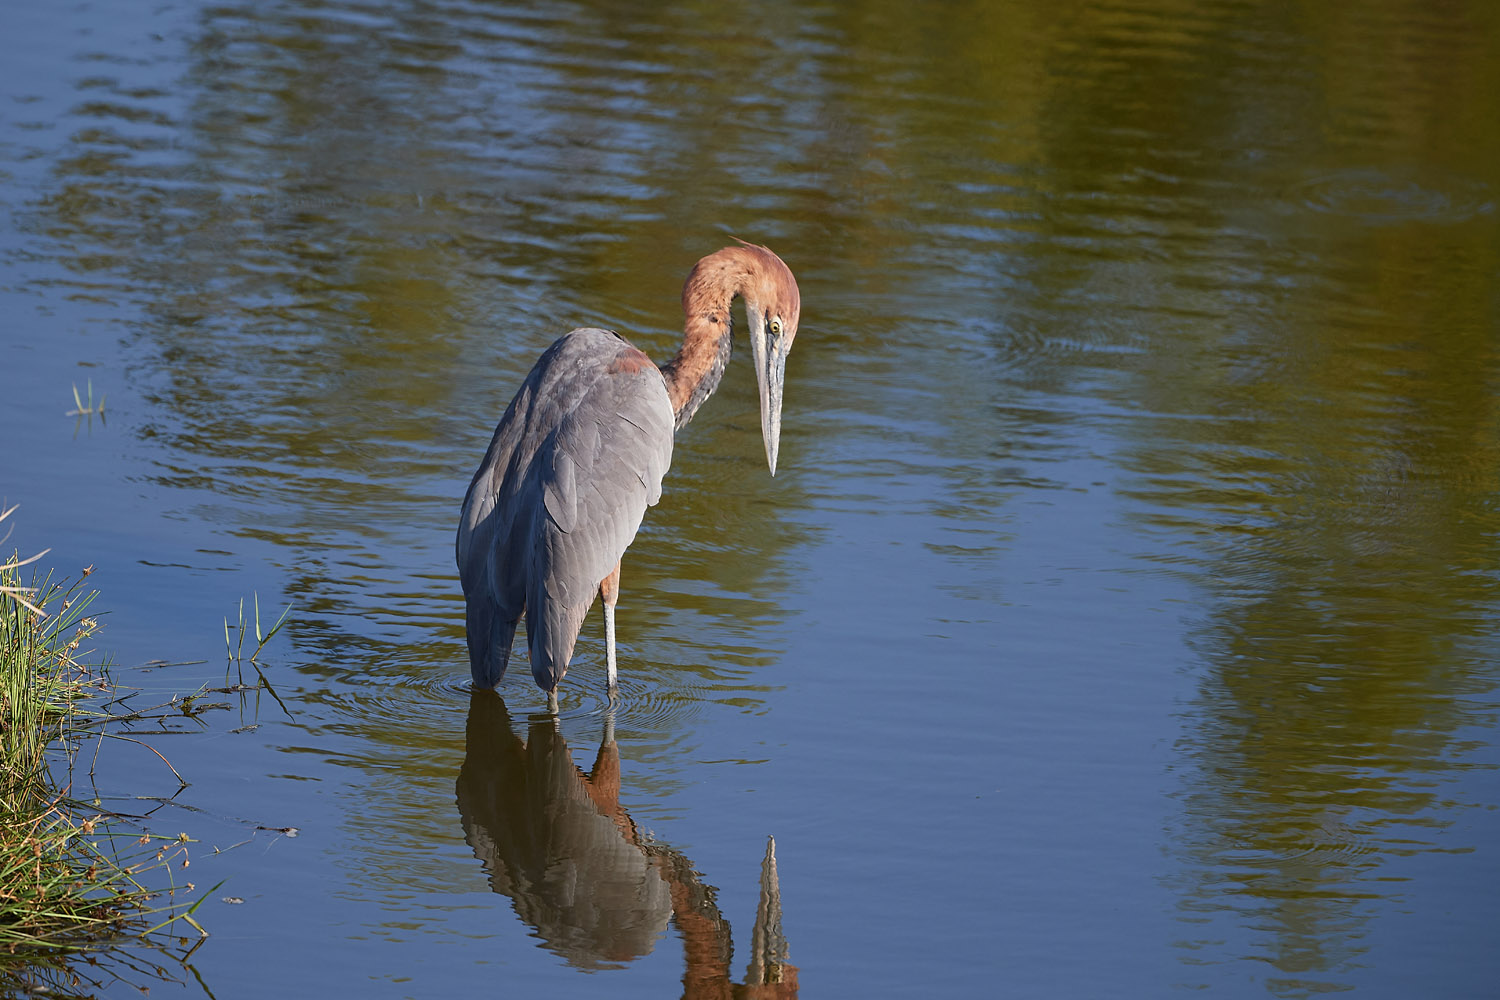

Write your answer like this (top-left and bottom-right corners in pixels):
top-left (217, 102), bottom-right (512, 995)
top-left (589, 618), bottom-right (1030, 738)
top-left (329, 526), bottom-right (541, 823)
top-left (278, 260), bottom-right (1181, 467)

top-left (456, 242), bottom-right (802, 711)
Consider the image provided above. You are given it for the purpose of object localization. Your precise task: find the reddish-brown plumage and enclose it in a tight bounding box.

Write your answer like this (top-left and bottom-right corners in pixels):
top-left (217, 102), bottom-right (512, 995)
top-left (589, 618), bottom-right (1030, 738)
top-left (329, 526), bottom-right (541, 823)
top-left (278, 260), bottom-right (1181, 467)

top-left (661, 242), bottom-right (801, 422)
top-left (607, 345), bottom-right (653, 375)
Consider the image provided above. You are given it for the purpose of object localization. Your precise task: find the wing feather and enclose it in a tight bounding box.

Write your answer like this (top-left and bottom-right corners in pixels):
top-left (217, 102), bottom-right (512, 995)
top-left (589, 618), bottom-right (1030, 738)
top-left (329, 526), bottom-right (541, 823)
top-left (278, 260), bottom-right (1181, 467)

top-left (457, 327), bottom-right (674, 690)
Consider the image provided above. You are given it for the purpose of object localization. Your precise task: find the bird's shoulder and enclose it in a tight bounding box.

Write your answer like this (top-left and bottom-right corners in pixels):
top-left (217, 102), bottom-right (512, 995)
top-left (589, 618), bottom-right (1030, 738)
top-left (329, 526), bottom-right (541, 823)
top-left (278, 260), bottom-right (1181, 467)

top-left (545, 326), bottom-right (657, 370)
top-left (525, 327), bottom-right (670, 423)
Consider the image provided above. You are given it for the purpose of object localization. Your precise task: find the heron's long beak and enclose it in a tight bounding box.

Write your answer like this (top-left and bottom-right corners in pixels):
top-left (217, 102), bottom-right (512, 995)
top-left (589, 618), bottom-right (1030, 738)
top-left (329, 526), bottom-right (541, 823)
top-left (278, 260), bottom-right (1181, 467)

top-left (748, 313), bottom-right (786, 477)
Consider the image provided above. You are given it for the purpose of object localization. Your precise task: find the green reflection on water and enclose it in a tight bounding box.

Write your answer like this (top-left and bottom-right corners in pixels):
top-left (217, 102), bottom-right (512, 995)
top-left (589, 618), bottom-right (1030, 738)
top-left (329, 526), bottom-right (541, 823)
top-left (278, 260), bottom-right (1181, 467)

top-left (8, 0), bottom-right (1500, 994)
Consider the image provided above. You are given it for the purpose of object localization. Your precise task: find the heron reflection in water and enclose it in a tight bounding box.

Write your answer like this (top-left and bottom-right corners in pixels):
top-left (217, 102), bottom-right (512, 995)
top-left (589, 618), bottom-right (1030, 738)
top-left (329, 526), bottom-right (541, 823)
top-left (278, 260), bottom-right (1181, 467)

top-left (456, 244), bottom-right (801, 710)
top-left (456, 691), bottom-right (797, 997)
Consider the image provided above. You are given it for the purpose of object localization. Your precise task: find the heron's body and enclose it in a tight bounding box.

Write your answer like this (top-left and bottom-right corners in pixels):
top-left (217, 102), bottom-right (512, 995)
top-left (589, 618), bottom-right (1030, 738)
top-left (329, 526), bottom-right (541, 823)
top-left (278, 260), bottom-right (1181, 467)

top-left (457, 244), bottom-right (801, 709)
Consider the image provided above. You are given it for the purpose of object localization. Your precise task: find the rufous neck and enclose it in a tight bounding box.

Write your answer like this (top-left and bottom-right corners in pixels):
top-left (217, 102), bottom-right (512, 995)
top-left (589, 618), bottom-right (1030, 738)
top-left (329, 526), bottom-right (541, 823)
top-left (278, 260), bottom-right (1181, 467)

top-left (661, 301), bottom-right (734, 430)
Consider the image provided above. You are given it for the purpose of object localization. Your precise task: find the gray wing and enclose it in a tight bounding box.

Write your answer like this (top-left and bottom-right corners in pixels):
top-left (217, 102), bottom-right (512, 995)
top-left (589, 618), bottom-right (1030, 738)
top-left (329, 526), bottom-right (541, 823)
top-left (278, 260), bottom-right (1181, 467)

top-left (457, 327), bottom-right (674, 690)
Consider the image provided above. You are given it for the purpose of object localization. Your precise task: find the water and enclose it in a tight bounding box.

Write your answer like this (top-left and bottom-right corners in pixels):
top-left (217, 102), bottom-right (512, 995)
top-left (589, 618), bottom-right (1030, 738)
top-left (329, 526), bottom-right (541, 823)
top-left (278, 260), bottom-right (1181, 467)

top-left (3, 0), bottom-right (1499, 996)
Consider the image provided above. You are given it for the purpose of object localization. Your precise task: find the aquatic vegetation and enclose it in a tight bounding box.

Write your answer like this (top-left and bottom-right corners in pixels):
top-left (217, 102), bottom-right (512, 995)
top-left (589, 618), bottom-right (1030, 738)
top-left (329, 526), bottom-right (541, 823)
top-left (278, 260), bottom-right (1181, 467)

top-left (0, 536), bottom-right (210, 967)
top-left (223, 593), bottom-right (294, 720)
top-left (64, 381), bottom-right (106, 419)
top-left (223, 592), bottom-right (292, 664)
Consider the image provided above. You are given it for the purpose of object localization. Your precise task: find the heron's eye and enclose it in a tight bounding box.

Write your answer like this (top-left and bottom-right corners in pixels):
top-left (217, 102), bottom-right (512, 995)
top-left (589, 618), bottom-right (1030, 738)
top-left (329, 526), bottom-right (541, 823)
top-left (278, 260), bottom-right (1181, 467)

top-left (769, 317), bottom-right (783, 336)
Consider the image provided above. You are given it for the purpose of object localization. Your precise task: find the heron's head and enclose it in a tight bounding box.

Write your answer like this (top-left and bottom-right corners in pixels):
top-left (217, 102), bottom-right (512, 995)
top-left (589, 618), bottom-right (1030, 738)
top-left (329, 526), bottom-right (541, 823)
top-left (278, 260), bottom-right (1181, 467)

top-left (732, 241), bottom-right (801, 477)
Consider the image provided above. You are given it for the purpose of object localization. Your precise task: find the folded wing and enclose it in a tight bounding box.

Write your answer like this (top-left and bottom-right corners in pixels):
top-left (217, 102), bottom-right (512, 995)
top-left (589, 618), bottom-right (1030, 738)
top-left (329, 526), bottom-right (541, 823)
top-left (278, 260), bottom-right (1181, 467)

top-left (457, 327), bottom-right (674, 690)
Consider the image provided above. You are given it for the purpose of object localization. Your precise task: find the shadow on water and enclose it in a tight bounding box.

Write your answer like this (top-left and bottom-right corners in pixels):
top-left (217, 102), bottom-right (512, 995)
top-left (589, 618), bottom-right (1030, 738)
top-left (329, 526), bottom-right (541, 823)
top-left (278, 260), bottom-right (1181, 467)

top-left (456, 691), bottom-right (797, 996)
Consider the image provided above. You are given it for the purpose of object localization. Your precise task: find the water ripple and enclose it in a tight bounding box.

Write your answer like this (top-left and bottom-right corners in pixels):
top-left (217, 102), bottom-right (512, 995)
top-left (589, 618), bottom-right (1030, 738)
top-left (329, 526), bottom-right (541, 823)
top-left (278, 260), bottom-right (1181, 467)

top-left (1289, 168), bottom-right (1494, 225)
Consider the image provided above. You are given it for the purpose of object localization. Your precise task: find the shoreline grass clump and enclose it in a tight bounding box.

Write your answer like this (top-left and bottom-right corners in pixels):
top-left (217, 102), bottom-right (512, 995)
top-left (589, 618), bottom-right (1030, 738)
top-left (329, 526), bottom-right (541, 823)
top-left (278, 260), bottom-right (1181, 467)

top-left (1, 546), bottom-right (207, 963)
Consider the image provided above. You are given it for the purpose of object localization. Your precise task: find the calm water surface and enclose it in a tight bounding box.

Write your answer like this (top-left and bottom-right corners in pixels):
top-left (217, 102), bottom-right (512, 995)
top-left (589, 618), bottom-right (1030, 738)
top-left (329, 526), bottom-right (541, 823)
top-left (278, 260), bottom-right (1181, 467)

top-left (2, 0), bottom-right (1499, 996)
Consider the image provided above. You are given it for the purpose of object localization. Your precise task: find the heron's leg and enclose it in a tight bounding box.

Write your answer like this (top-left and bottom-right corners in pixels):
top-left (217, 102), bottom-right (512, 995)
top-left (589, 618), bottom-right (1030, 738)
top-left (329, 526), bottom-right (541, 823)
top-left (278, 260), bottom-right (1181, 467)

top-left (600, 562), bottom-right (622, 698)
top-left (547, 688), bottom-right (559, 715)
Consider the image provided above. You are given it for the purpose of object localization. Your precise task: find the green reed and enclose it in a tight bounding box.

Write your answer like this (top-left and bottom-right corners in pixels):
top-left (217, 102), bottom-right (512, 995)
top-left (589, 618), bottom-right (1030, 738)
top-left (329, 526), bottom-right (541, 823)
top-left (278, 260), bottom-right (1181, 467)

top-left (1, 548), bottom-right (208, 960)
